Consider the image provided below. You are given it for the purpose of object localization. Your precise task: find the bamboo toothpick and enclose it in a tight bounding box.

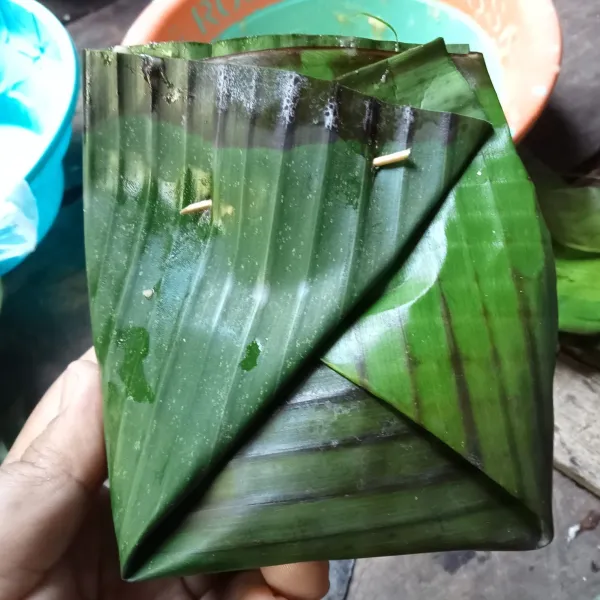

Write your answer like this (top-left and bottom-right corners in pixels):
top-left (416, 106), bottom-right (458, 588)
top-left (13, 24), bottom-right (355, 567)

top-left (373, 149), bottom-right (412, 168)
top-left (180, 200), bottom-right (213, 215)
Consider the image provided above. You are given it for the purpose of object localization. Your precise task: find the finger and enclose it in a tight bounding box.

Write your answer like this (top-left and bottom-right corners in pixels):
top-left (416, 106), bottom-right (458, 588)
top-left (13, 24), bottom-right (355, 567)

top-left (0, 358), bottom-right (105, 599)
top-left (5, 347), bottom-right (98, 462)
top-left (181, 573), bottom-right (215, 598)
top-left (261, 562), bottom-right (330, 600)
top-left (222, 571), bottom-right (275, 600)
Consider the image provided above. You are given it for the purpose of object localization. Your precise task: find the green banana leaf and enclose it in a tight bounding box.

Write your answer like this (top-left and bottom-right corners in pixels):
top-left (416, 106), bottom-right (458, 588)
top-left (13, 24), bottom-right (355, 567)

top-left (213, 33), bottom-right (555, 541)
top-left (538, 187), bottom-right (600, 254)
top-left (541, 187), bottom-right (600, 335)
top-left (123, 37), bottom-right (402, 81)
top-left (555, 244), bottom-right (600, 334)
top-left (127, 33), bottom-right (465, 57)
top-left (124, 34), bottom-right (405, 62)
top-left (84, 36), bottom-right (555, 581)
top-left (125, 34), bottom-right (470, 81)
top-left (521, 151), bottom-right (600, 334)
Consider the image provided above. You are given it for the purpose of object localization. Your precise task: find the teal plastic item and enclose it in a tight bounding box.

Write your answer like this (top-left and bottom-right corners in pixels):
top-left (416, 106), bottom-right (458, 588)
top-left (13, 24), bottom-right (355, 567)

top-left (0, 0), bottom-right (78, 275)
top-left (218, 0), bottom-right (502, 90)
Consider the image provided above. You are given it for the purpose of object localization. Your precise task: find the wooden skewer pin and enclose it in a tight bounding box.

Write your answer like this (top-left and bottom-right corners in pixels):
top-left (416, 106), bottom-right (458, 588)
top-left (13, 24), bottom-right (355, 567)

top-left (180, 200), bottom-right (213, 215)
top-left (179, 152), bottom-right (410, 215)
top-left (373, 149), bottom-right (411, 168)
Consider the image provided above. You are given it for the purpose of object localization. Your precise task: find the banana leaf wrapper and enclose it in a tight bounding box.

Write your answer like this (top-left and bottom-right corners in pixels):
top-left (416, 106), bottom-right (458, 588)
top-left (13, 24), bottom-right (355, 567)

top-left (84, 36), bottom-right (556, 581)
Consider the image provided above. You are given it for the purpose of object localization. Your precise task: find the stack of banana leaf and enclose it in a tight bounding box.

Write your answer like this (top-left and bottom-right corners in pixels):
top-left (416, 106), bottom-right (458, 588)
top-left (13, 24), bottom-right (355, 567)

top-left (84, 36), bottom-right (557, 581)
top-left (539, 183), bottom-right (600, 335)
top-left (528, 154), bottom-right (600, 366)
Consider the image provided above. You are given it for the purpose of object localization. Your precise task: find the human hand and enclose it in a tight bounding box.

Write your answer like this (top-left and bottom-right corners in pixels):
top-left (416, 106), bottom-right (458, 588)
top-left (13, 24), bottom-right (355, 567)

top-left (0, 350), bottom-right (329, 600)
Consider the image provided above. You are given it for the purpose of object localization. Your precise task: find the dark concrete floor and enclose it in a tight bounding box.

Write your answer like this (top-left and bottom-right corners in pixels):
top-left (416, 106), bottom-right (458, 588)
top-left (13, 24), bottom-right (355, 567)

top-left (349, 472), bottom-right (600, 600)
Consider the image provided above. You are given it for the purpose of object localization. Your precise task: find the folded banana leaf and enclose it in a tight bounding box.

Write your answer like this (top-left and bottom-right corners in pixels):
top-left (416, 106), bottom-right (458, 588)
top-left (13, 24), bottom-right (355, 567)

top-left (84, 35), bottom-right (556, 581)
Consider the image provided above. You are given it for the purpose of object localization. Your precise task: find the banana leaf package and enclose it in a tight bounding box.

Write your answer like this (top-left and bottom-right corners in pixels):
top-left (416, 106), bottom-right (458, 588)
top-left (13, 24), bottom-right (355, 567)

top-left (83, 36), bottom-right (557, 581)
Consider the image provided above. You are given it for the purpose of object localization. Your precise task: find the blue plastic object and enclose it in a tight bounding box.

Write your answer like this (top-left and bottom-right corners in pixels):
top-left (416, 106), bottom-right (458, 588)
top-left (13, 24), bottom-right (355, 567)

top-left (0, 0), bottom-right (78, 275)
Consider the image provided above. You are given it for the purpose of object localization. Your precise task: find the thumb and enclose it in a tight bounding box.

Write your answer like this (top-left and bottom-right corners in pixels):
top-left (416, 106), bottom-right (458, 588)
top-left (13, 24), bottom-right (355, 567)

top-left (0, 358), bottom-right (106, 598)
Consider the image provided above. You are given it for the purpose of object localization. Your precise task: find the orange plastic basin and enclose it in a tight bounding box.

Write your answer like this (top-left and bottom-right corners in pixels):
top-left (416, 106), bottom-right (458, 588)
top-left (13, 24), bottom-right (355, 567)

top-left (124, 0), bottom-right (562, 141)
